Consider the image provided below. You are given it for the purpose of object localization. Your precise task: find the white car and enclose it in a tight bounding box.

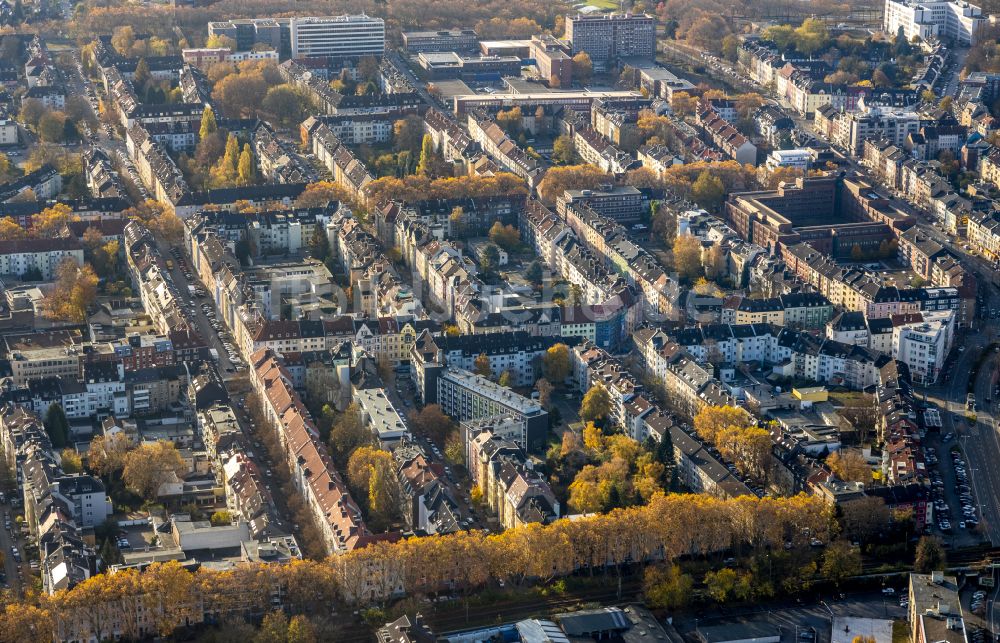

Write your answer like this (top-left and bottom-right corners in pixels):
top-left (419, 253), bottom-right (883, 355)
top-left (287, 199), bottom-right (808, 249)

top-left (882, 587), bottom-right (896, 595)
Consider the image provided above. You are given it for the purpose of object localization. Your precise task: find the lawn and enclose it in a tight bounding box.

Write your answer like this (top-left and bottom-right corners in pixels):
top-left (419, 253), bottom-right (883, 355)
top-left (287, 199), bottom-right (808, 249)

top-left (574, 0), bottom-right (620, 10)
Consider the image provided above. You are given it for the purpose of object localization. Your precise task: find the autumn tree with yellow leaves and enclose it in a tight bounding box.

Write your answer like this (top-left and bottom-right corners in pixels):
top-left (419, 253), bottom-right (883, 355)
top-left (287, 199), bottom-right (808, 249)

top-left (43, 259), bottom-right (98, 322)
top-left (0, 492), bottom-right (834, 638)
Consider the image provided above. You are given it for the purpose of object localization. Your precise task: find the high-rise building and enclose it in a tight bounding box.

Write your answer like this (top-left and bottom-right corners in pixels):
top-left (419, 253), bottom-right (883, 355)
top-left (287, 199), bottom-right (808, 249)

top-left (565, 13), bottom-right (656, 66)
top-left (289, 15), bottom-right (385, 59)
top-left (883, 0), bottom-right (985, 46)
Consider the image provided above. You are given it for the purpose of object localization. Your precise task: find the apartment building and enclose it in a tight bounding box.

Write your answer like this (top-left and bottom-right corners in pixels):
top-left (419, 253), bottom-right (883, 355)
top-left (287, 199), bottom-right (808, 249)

top-left (465, 425), bottom-right (559, 530)
top-left (565, 13), bottom-right (656, 66)
top-left (435, 368), bottom-right (548, 451)
top-left (892, 310), bottom-right (955, 384)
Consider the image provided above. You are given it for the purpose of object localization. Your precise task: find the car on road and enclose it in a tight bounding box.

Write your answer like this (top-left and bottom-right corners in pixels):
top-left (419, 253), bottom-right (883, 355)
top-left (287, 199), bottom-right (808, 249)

top-left (882, 587), bottom-right (895, 595)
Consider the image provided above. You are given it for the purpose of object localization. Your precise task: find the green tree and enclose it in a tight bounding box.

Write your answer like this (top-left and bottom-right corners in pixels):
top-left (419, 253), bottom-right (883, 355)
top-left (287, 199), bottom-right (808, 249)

top-left (44, 403), bottom-right (69, 449)
top-left (199, 106), bottom-right (217, 140)
top-left (552, 134), bottom-right (576, 165)
top-left (37, 111), bottom-right (67, 143)
top-left (261, 84), bottom-right (307, 128)
top-left (526, 260), bottom-right (544, 285)
top-left (416, 134), bottom-right (436, 176)
top-left (329, 403), bottom-right (369, 461)
top-left (705, 567), bottom-right (739, 602)
top-left (914, 536), bottom-right (946, 573)
top-left (481, 243), bottom-right (501, 273)
top-left (579, 383), bottom-right (612, 424)
top-left (644, 564), bottom-right (693, 609)
top-left (223, 133), bottom-right (240, 173)
top-left (133, 58), bottom-right (151, 90)
top-left (209, 510), bottom-right (233, 526)
top-left (821, 540), bottom-right (862, 586)
top-left (237, 143), bottom-right (254, 186)
top-left (498, 370), bottom-right (514, 388)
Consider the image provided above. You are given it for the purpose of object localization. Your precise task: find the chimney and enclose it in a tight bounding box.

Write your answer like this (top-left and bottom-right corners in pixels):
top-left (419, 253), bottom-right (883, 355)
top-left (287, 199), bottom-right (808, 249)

top-left (931, 570), bottom-right (944, 584)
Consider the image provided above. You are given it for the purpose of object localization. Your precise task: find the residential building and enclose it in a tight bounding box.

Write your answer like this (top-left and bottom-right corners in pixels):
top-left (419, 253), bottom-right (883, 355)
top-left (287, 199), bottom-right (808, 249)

top-left (565, 13), bottom-right (656, 66)
top-left (436, 368), bottom-right (549, 452)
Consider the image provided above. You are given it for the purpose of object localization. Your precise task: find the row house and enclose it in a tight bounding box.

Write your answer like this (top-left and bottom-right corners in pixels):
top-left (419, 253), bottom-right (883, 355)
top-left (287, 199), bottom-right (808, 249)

top-left (394, 444), bottom-right (461, 535)
top-left (302, 120), bottom-right (375, 202)
top-left (465, 425), bottom-right (559, 530)
top-left (466, 112), bottom-right (548, 188)
top-left (695, 107), bottom-right (757, 166)
top-left (250, 349), bottom-right (394, 554)
top-left (252, 121), bottom-right (318, 184)
top-left (126, 124), bottom-right (190, 206)
top-left (422, 107), bottom-right (480, 172)
top-left (572, 126), bottom-right (641, 174)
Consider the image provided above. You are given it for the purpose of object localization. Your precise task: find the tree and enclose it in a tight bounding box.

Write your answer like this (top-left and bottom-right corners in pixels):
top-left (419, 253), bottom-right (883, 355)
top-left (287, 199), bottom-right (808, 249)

top-left (44, 403), bottom-right (70, 448)
top-left (134, 58), bottom-right (151, 90)
top-left (792, 18), bottom-right (829, 56)
top-left (914, 536), bottom-right (946, 573)
top-left (537, 164), bottom-right (613, 205)
top-left (122, 440), bottom-right (187, 501)
top-left (393, 115), bottom-right (425, 154)
top-left (329, 403), bottom-right (369, 460)
top-left (480, 243), bottom-right (501, 273)
top-left (346, 447), bottom-right (398, 528)
top-left (61, 448), bottom-right (83, 474)
top-left (704, 567), bottom-right (739, 602)
top-left (18, 98), bottom-right (47, 130)
top-left (488, 221), bottom-right (520, 251)
top-left (29, 203), bottom-right (78, 238)
top-left (693, 405), bottom-right (752, 443)
top-left (579, 383), bottom-right (612, 424)
top-left (691, 170), bottom-right (726, 211)
top-left (44, 259), bottom-right (98, 322)
top-left (498, 370), bottom-right (514, 388)
top-left (826, 450), bottom-right (871, 484)
top-left (199, 105), bottom-right (217, 140)
top-left (552, 134), bottom-right (576, 165)
top-left (125, 200), bottom-right (183, 245)
top-left (535, 378), bottom-right (554, 408)
top-left (526, 260), bottom-right (544, 286)
top-left (408, 404), bottom-right (455, 444)
top-left (416, 134), bottom-right (437, 177)
top-left (571, 52), bottom-right (593, 85)
top-left (821, 540), bottom-right (862, 586)
top-left (473, 353), bottom-right (493, 379)
top-left (88, 433), bottom-right (132, 478)
top-left (543, 343), bottom-right (571, 383)
top-left (214, 70), bottom-right (268, 117)
top-left (287, 615), bottom-right (318, 643)
top-left (295, 181), bottom-right (352, 209)
top-left (261, 84), bottom-right (307, 128)
top-left (237, 143), bottom-right (255, 186)
top-left (257, 611), bottom-right (289, 643)
top-left (673, 234), bottom-right (703, 282)
top-left (38, 111), bottom-right (67, 143)
top-left (210, 510), bottom-right (233, 526)
top-left (643, 564), bottom-right (693, 609)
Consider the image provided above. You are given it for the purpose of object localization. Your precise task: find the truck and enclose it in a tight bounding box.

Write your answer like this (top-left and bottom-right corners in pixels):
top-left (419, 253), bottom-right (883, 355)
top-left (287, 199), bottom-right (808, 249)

top-left (210, 348), bottom-right (219, 362)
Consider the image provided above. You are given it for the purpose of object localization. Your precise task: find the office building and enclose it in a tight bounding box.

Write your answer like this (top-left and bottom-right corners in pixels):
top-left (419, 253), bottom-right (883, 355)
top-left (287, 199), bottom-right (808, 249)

top-left (884, 0), bottom-right (985, 46)
top-left (289, 15), bottom-right (385, 59)
top-left (402, 29), bottom-right (479, 54)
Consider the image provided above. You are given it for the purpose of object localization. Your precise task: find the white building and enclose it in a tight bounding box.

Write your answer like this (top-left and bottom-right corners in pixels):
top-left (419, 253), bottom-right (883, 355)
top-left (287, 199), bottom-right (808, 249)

top-left (0, 238), bottom-right (84, 280)
top-left (766, 149), bottom-right (812, 172)
top-left (0, 119), bottom-right (18, 145)
top-left (883, 0), bottom-right (985, 46)
top-left (289, 15), bottom-right (385, 59)
top-left (892, 310), bottom-right (954, 384)
top-left (354, 387), bottom-right (409, 449)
